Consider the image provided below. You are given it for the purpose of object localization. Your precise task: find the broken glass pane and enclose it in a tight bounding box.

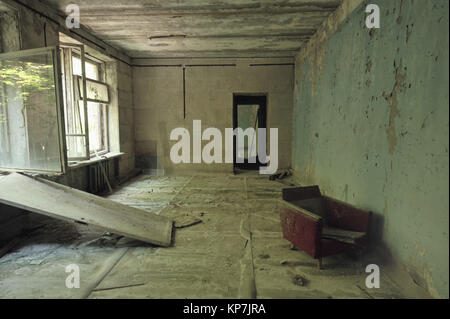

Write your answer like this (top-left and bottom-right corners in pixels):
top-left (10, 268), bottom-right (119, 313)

top-left (77, 76), bottom-right (109, 103)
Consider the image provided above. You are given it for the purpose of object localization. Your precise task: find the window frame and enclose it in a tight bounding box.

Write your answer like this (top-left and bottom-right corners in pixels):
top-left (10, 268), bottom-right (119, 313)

top-left (0, 46), bottom-right (67, 175)
top-left (60, 43), bottom-right (110, 162)
top-left (72, 53), bottom-right (109, 157)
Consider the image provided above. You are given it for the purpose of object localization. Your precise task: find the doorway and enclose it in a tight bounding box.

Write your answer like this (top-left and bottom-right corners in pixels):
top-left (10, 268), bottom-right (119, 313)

top-left (233, 95), bottom-right (267, 171)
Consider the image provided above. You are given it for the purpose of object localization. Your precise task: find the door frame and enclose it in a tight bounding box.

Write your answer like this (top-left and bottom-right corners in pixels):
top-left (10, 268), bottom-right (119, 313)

top-left (233, 94), bottom-right (267, 171)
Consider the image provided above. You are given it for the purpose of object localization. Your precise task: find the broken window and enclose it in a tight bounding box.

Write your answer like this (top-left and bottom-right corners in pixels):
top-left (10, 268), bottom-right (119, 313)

top-left (60, 44), bottom-right (110, 162)
top-left (0, 47), bottom-right (65, 173)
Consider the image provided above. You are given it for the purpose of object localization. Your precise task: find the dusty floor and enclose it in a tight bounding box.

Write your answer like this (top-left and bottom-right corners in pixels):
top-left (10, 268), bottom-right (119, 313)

top-left (0, 173), bottom-right (422, 299)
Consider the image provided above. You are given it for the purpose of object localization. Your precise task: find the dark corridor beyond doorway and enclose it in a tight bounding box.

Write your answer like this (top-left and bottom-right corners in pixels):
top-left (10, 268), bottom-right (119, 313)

top-left (233, 95), bottom-right (267, 171)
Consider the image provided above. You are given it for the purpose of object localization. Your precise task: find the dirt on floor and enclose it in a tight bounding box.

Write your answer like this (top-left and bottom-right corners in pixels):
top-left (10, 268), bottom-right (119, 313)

top-left (0, 172), bottom-right (427, 299)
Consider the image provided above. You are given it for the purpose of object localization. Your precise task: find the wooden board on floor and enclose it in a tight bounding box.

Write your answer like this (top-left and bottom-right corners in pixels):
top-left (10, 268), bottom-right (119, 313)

top-left (0, 173), bottom-right (173, 247)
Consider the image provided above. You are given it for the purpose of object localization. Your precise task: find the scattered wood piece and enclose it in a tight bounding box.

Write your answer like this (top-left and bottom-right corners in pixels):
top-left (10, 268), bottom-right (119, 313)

top-left (174, 215), bottom-right (202, 229)
top-left (79, 233), bottom-right (123, 247)
top-left (93, 283), bottom-right (145, 292)
top-left (82, 247), bottom-right (129, 299)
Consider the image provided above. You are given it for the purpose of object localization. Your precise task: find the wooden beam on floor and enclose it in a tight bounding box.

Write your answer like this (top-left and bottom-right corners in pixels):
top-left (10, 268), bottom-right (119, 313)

top-left (0, 173), bottom-right (173, 247)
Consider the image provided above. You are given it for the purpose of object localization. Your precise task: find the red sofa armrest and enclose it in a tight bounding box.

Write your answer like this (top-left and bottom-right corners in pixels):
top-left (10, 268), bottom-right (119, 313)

top-left (279, 201), bottom-right (323, 259)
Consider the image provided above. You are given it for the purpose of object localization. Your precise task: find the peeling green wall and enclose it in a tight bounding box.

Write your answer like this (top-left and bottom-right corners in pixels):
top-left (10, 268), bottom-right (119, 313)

top-left (293, 0), bottom-right (449, 298)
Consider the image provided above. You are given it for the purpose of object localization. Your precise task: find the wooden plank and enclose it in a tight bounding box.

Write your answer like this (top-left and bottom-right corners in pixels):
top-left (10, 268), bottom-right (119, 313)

top-left (0, 173), bottom-right (173, 247)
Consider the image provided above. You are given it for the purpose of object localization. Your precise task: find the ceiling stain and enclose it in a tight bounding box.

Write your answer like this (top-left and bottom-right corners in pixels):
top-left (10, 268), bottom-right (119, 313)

top-left (41, 0), bottom-right (342, 58)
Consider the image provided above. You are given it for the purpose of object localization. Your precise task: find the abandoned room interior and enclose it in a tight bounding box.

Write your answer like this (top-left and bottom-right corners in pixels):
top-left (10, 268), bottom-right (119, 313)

top-left (0, 0), bottom-right (448, 301)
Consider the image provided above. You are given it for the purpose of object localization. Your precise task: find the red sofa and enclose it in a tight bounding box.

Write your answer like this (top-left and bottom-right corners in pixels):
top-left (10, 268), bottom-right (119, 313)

top-left (279, 186), bottom-right (372, 269)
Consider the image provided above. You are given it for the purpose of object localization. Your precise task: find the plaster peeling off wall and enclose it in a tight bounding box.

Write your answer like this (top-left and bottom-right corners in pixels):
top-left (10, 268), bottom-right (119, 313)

top-left (293, 0), bottom-right (449, 298)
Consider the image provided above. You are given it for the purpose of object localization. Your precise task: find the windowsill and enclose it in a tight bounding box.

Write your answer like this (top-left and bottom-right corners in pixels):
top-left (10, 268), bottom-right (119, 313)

top-left (68, 152), bottom-right (125, 170)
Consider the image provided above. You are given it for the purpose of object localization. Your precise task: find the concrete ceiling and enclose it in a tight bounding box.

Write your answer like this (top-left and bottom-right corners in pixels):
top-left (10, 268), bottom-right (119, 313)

top-left (41, 0), bottom-right (342, 58)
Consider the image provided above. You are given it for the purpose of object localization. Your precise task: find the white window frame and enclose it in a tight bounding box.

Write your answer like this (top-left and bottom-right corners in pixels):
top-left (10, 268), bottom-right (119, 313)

top-left (0, 46), bottom-right (67, 174)
top-left (60, 42), bottom-right (110, 162)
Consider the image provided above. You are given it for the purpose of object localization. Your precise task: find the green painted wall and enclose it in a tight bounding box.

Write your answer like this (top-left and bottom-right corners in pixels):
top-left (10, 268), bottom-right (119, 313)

top-left (293, 0), bottom-right (448, 298)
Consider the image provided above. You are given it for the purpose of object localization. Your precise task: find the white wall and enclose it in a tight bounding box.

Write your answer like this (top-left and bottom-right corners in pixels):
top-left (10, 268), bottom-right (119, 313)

top-left (133, 57), bottom-right (294, 174)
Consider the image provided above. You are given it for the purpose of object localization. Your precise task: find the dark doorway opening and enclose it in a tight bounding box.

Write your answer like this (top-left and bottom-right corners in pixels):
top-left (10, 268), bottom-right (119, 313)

top-left (233, 95), bottom-right (267, 171)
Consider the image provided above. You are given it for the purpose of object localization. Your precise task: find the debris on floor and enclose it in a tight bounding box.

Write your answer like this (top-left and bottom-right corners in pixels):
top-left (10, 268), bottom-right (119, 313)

top-left (78, 233), bottom-right (123, 247)
top-left (92, 283), bottom-right (146, 292)
top-left (269, 169), bottom-right (292, 181)
top-left (292, 274), bottom-right (308, 287)
top-left (174, 215), bottom-right (203, 229)
top-left (269, 169), bottom-right (295, 186)
top-left (0, 174), bottom-right (418, 299)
